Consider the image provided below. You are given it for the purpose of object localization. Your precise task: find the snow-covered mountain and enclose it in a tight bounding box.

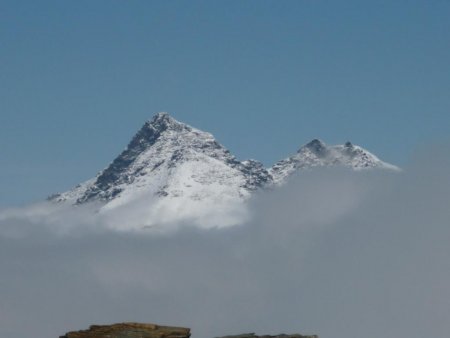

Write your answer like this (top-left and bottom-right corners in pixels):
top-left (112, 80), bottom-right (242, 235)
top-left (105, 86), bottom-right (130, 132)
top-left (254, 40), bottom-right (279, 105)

top-left (50, 113), bottom-right (398, 230)
top-left (270, 139), bottom-right (400, 184)
top-left (50, 113), bottom-right (270, 229)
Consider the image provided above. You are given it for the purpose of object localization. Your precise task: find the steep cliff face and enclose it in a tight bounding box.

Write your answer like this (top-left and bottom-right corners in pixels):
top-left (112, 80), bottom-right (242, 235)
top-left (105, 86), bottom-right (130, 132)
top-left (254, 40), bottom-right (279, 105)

top-left (59, 323), bottom-right (191, 338)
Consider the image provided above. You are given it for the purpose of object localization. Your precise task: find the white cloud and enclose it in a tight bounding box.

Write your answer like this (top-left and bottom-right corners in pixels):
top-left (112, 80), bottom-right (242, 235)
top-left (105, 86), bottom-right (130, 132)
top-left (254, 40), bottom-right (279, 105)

top-left (0, 145), bottom-right (449, 338)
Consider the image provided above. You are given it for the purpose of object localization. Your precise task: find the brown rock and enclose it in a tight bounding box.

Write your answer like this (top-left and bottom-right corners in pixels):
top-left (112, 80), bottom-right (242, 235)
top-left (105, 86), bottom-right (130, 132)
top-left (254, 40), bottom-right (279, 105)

top-left (59, 323), bottom-right (317, 338)
top-left (59, 322), bottom-right (191, 338)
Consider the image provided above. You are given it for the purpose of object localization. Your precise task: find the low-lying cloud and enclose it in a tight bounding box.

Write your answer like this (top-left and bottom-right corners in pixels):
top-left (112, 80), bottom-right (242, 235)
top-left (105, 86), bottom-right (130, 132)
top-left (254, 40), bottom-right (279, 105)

top-left (0, 145), bottom-right (449, 338)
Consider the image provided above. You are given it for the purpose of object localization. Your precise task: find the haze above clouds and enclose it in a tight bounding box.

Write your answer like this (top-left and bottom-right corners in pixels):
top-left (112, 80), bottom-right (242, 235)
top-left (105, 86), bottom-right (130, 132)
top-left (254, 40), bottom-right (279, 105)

top-left (0, 145), bottom-right (449, 338)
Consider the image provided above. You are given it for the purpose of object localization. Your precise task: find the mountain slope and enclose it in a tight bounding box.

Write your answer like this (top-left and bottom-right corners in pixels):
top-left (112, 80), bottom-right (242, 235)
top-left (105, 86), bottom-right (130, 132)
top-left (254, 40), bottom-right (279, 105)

top-left (269, 139), bottom-right (400, 184)
top-left (50, 114), bottom-right (399, 230)
top-left (51, 113), bottom-right (270, 229)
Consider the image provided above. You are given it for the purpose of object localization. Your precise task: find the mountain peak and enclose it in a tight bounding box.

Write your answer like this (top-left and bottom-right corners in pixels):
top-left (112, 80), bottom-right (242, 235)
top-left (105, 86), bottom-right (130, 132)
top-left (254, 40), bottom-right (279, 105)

top-left (144, 112), bottom-right (186, 132)
top-left (126, 113), bottom-right (193, 155)
top-left (344, 141), bottom-right (353, 148)
top-left (149, 112), bottom-right (177, 124)
top-left (52, 112), bottom-right (271, 213)
top-left (50, 115), bottom-right (399, 229)
top-left (270, 139), bottom-right (400, 184)
top-left (301, 139), bottom-right (327, 155)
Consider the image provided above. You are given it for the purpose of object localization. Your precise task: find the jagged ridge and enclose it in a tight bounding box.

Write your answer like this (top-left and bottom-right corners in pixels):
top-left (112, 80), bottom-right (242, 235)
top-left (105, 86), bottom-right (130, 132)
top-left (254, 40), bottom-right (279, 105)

top-left (50, 113), bottom-right (399, 229)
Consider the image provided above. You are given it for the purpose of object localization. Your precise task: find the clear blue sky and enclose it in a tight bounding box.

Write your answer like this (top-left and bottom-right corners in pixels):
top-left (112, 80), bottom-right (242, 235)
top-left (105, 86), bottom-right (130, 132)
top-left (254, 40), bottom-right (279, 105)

top-left (1, 0), bottom-right (449, 207)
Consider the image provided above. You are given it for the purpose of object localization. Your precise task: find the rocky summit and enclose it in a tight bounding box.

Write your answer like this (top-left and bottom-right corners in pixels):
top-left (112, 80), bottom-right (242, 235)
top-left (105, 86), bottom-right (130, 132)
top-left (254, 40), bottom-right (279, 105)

top-left (59, 322), bottom-right (191, 338)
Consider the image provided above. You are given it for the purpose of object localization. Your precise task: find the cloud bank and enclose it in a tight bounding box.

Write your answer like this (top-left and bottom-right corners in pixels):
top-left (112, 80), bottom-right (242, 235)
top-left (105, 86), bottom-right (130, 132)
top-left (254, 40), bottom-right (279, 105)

top-left (0, 145), bottom-right (449, 338)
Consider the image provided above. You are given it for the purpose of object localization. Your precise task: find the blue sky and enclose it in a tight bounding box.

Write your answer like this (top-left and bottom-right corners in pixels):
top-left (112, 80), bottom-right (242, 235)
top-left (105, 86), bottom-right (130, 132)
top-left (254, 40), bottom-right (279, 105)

top-left (1, 0), bottom-right (450, 206)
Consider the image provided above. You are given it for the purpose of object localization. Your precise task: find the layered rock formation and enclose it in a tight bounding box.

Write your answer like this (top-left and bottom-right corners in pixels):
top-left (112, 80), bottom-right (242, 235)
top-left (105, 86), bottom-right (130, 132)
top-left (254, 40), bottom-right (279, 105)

top-left (59, 322), bottom-right (191, 338)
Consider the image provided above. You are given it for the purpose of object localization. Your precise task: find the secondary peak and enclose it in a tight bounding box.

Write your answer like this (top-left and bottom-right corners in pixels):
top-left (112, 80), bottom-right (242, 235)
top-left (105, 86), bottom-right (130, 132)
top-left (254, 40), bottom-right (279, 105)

top-left (302, 139), bottom-right (327, 153)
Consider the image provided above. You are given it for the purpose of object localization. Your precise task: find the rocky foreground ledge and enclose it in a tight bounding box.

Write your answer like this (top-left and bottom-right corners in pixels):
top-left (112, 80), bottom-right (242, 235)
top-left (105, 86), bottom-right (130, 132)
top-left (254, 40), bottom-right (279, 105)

top-left (59, 322), bottom-right (317, 338)
top-left (59, 323), bottom-right (190, 338)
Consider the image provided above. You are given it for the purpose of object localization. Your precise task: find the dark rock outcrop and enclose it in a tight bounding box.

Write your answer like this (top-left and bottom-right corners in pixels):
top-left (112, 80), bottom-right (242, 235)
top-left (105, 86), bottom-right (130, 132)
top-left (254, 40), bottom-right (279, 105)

top-left (216, 333), bottom-right (318, 338)
top-left (59, 323), bottom-right (317, 338)
top-left (59, 322), bottom-right (191, 338)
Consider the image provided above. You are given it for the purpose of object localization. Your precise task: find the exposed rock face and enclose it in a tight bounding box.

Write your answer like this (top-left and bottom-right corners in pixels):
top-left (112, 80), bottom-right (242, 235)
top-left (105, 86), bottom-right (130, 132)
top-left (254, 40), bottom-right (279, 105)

top-left (59, 323), bottom-right (317, 338)
top-left (59, 322), bottom-right (191, 338)
top-left (216, 333), bottom-right (318, 338)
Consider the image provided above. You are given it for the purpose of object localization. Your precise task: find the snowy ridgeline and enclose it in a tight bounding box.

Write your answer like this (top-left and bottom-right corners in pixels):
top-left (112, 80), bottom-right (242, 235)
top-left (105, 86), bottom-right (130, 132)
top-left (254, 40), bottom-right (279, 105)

top-left (49, 112), bottom-right (399, 230)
